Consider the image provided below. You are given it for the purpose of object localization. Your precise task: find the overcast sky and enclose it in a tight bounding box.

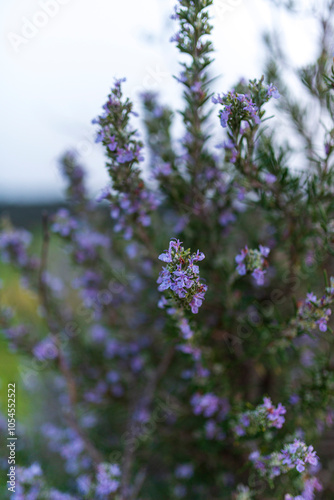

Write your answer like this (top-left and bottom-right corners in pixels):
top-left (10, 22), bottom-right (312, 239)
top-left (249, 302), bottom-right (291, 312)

top-left (0, 0), bottom-right (321, 202)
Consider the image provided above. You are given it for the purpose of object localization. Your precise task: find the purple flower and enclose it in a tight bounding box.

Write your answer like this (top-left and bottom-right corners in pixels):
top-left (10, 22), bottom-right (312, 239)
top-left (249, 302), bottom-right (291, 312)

top-left (108, 135), bottom-right (118, 151)
top-left (152, 162), bottom-right (172, 177)
top-left (177, 344), bottom-right (201, 361)
top-left (237, 263), bottom-right (247, 276)
top-left (219, 210), bottom-right (236, 226)
top-left (33, 337), bottom-right (58, 361)
top-left (234, 425), bottom-right (246, 436)
top-left (295, 459), bottom-right (305, 473)
top-left (316, 317), bottom-right (328, 332)
top-left (192, 250), bottom-right (205, 261)
top-left (158, 251), bottom-right (172, 263)
top-left (157, 268), bottom-right (173, 291)
top-left (267, 83), bottom-right (281, 99)
top-left (158, 296), bottom-right (168, 309)
top-left (157, 240), bottom-right (207, 314)
top-left (240, 414), bottom-right (250, 427)
top-left (96, 463), bottom-right (120, 495)
top-left (52, 209), bottom-right (78, 237)
top-left (262, 397), bottom-right (286, 428)
top-left (289, 394), bottom-right (300, 405)
top-left (77, 475), bottom-right (92, 495)
top-left (235, 247), bottom-right (248, 264)
top-left (116, 147), bottom-right (134, 163)
top-left (252, 268), bottom-right (266, 286)
top-left (265, 173), bottom-right (277, 184)
top-left (249, 451), bottom-right (260, 462)
top-left (170, 32), bottom-right (181, 43)
top-left (191, 393), bottom-right (220, 417)
top-left (90, 324), bottom-right (108, 343)
top-left (178, 318), bottom-right (194, 339)
top-left (0, 229), bottom-right (32, 268)
top-left (175, 464), bottom-right (194, 479)
top-left (305, 446), bottom-right (318, 466)
top-left (306, 292), bottom-right (317, 304)
top-left (259, 245), bottom-right (270, 257)
top-left (173, 269), bottom-right (193, 288)
top-left (267, 402), bottom-right (286, 429)
top-left (220, 108), bottom-right (231, 128)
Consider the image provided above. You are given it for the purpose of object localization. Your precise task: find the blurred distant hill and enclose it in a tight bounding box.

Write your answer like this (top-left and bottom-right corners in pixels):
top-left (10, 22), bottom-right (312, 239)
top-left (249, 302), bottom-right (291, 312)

top-left (0, 203), bottom-right (64, 229)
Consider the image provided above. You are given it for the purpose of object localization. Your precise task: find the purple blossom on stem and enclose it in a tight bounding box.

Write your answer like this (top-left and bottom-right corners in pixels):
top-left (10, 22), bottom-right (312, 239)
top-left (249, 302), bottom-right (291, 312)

top-left (52, 209), bottom-right (78, 237)
top-left (252, 268), bottom-right (266, 286)
top-left (267, 83), bottom-right (281, 99)
top-left (33, 336), bottom-right (58, 361)
top-left (157, 239), bottom-right (207, 314)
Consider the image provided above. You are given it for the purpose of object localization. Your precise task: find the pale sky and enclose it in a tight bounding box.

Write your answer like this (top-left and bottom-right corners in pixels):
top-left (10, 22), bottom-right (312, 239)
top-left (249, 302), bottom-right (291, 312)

top-left (0, 0), bottom-right (321, 202)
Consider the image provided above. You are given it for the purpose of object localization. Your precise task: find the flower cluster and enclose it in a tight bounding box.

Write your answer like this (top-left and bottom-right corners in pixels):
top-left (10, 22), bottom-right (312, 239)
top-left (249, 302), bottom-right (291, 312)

top-left (213, 91), bottom-right (261, 128)
top-left (190, 392), bottom-right (229, 440)
top-left (281, 439), bottom-right (319, 473)
top-left (213, 81), bottom-right (280, 129)
top-left (262, 397), bottom-right (286, 429)
top-left (42, 424), bottom-right (91, 476)
top-left (249, 438), bottom-right (319, 483)
top-left (13, 463), bottom-right (79, 500)
top-left (233, 397), bottom-right (286, 436)
top-left (235, 245), bottom-right (270, 285)
top-left (290, 278), bottom-right (334, 335)
top-left (249, 449), bottom-right (284, 481)
top-left (95, 463), bottom-right (121, 497)
top-left (93, 79), bottom-right (158, 239)
top-left (157, 239), bottom-right (207, 313)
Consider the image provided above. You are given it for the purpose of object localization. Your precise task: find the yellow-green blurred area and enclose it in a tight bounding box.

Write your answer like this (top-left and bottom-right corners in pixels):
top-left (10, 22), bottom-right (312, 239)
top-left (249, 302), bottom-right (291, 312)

top-left (0, 203), bottom-right (64, 422)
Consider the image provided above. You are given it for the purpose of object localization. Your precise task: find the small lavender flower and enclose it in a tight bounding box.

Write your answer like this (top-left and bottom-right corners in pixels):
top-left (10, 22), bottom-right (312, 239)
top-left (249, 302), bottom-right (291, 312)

top-left (267, 83), bottom-right (281, 99)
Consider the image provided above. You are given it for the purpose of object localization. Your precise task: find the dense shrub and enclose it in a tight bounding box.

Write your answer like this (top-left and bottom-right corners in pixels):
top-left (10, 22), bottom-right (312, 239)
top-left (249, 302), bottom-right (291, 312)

top-left (2, 1), bottom-right (334, 498)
